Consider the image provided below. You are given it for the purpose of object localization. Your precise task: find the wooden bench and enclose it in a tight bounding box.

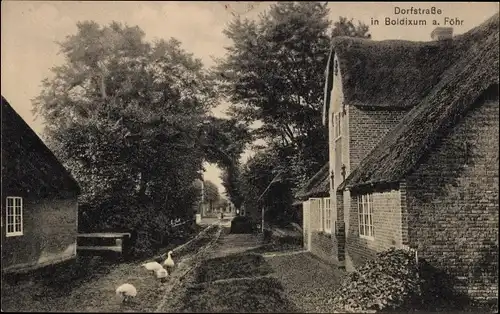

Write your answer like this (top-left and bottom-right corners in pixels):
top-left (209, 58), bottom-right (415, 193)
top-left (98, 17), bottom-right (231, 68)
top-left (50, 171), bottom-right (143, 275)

top-left (77, 232), bottom-right (131, 255)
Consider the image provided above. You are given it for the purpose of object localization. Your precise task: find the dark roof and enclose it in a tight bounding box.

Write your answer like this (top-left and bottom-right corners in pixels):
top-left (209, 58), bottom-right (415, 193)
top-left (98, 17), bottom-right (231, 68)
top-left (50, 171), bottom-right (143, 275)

top-left (294, 163), bottom-right (329, 201)
top-left (1, 96), bottom-right (81, 197)
top-left (323, 28), bottom-right (463, 115)
top-left (340, 13), bottom-right (499, 190)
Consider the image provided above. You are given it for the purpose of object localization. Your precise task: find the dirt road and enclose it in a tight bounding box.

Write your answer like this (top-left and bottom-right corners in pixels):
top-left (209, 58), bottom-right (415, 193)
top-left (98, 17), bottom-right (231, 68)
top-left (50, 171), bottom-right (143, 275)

top-left (1, 223), bottom-right (223, 313)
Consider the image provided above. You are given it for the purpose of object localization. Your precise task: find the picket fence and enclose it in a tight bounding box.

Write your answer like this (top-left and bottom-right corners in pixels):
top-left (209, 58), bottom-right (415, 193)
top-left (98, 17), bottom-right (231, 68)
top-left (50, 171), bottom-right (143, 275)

top-left (302, 197), bottom-right (329, 251)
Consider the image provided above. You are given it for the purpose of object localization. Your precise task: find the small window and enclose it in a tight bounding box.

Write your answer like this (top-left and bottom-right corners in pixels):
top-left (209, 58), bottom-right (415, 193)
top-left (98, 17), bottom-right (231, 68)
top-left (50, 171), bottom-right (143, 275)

top-left (357, 193), bottom-right (374, 239)
top-left (6, 196), bottom-right (23, 237)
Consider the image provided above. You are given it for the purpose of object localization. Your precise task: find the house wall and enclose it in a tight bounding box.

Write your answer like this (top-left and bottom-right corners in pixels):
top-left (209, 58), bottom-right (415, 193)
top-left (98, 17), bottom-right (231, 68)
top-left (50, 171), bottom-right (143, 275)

top-left (337, 106), bottom-right (409, 269)
top-left (328, 53), bottom-right (345, 202)
top-left (348, 106), bottom-right (409, 172)
top-left (303, 197), bottom-right (338, 265)
top-left (1, 196), bottom-right (78, 273)
top-left (328, 54), bottom-right (347, 267)
top-left (331, 191), bottom-right (346, 267)
top-left (345, 187), bottom-right (403, 271)
top-left (327, 53), bottom-right (410, 268)
top-left (405, 95), bottom-right (499, 300)
top-left (328, 55), bottom-right (346, 190)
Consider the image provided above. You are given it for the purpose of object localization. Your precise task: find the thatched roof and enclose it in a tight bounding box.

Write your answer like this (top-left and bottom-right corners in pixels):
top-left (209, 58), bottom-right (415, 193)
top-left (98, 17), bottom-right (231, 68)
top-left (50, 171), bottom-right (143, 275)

top-left (323, 28), bottom-right (463, 115)
top-left (294, 162), bottom-right (329, 201)
top-left (1, 96), bottom-right (81, 197)
top-left (340, 13), bottom-right (499, 190)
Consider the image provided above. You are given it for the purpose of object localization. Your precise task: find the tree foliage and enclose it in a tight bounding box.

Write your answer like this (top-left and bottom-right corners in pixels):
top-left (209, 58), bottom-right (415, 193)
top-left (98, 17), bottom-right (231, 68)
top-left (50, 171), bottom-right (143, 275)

top-left (217, 2), bottom-right (371, 222)
top-left (240, 146), bottom-right (296, 224)
top-left (197, 115), bottom-right (252, 212)
top-left (220, 162), bottom-right (244, 211)
top-left (33, 21), bottom-right (218, 256)
top-left (216, 197), bottom-right (230, 210)
top-left (203, 180), bottom-right (220, 204)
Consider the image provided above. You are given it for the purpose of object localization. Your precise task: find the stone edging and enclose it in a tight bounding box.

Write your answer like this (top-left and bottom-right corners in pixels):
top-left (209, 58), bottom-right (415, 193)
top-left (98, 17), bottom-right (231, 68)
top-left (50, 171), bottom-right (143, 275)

top-left (153, 223), bottom-right (223, 313)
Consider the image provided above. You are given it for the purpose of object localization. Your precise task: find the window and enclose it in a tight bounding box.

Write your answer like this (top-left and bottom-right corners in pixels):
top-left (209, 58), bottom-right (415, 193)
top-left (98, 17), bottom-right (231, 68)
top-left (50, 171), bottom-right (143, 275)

top-left (358, 194), bottom-right (374, 239)
top-left (334, 112), bottom-right (342, 140)
top-left (323, 198), bottom-right (332, 234)
top-left (310, 198), bottom-right (333, 234)
top-left (310, 198), bottom-right (322, 231)
top-left (6, 196), bottom-right (23, 237)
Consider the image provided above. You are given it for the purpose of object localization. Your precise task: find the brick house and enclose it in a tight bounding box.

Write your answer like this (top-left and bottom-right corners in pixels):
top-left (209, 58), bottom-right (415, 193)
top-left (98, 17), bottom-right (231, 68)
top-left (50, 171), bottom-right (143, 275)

top-left (1, 96), bottom-right (81, 273)
top-left (297, 13), bottom-right (498, 300)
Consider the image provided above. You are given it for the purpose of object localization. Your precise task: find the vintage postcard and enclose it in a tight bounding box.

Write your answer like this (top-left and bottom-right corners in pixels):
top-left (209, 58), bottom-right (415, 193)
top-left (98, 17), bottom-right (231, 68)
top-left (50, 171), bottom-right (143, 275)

top-left (1, 1), bottom-right (498, 313)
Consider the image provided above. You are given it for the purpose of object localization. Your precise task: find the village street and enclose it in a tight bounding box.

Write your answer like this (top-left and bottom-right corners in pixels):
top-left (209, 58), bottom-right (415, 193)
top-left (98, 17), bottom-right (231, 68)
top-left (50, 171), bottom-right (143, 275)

top-left (2, 3), bottom-right (498, 313)
top-left (1, 218), bottom-right (344, 313)
top-left (156, 218), bottom-right (344, 313)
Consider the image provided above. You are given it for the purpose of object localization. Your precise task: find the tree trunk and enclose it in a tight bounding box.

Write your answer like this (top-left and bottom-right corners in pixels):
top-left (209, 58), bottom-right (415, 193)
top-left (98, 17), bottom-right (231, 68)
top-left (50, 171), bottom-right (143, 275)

top-left (137, 172), bottom-right (149, 201)
top-left (100, 73), bottom-right (107, 99)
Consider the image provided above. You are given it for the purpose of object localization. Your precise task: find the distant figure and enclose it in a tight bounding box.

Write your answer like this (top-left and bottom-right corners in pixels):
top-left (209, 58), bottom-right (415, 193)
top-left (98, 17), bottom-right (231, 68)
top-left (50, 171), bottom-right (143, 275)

top-left (220, 212), bottom-right (224, 220)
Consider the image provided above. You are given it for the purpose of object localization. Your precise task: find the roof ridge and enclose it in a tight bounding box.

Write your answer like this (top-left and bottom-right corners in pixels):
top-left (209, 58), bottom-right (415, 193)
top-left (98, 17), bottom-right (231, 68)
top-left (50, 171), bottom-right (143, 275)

top-left (340, 14), bottom-right (499, 189)
top-left (1, 96), bottom-right (81, 194)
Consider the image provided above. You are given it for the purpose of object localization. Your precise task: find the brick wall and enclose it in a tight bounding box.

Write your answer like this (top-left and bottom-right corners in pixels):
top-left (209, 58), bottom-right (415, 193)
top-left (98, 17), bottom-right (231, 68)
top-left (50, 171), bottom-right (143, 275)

top-left (345, 185), bottom-right (404, 270)
top-left (348, 106), bottom-right (408, 172)
top-left (1, 196), bottom-right (78, 272)
top-left (331, 191), bottom-right (345, 267)
top-left (328, 99), bottom-right (409, 270)
top-left (405, 93), bottom-right (499, 300)
top-left (305, 197), bottom-right (340, 266)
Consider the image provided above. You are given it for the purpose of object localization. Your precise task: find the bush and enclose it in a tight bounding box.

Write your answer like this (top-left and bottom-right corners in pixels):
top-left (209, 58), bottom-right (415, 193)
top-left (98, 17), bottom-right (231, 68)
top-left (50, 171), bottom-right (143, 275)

top-left (128, 229), bottom-right (155, 258)
top-left (263, 228), bottom-right (273, 242)
top-left (230, 216), bottom-right (254, 234)
top-left (330, 248), bottom-right (421, 313)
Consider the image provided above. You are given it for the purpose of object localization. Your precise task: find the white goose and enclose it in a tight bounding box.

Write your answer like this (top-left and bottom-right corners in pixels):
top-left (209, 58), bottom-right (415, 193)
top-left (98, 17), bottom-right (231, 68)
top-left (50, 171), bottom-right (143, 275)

top-left (142, 261), bottom-right (163, 272)
top-left (163, 251), bottom-right (175, 271)
top-left (115, 283), bottom-right (137, 303)
top-left (155, 267), bottom-right (169, 282)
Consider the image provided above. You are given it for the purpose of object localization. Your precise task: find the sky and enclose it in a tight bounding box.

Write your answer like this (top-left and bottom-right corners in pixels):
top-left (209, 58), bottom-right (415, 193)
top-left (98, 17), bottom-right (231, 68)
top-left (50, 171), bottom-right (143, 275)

top-left (2, 1), bottom-right (498, 195)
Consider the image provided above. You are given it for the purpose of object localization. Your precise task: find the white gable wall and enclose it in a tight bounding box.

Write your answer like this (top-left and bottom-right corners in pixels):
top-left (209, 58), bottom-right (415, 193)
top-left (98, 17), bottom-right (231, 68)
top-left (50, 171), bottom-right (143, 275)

top-left (328, 53), bottom-right (350, 236)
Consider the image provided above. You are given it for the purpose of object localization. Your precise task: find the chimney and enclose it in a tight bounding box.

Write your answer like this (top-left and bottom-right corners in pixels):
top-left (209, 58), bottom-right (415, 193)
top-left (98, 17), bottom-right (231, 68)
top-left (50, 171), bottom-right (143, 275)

top-left (431, 27), bottom-right (453, 41)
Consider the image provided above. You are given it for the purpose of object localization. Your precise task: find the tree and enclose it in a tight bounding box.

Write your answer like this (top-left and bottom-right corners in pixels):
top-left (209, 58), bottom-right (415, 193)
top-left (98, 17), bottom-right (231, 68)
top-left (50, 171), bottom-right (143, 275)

top-left (198, 115), bottom-right (252, 212)
top-left (216, 3), bottom-right (332, 149)
top-left (220, 162), bottom-right (244, 211)
top-left (331, 16), bottom-right (371, 38)
top-left (217, 3), bottom-right (371, 175)
top-left (33, 21), bottom-right (216, 256)
top-left (217, 2), bottom-right (371, 222)
top-left (200, 116), bottom-right (252, 168)
top-left (216, 197), bottom-right (230, 211)
top-left (203, 180), bottom-right (220, 211)
top-left (240, 147), bottom-right (296, 224)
